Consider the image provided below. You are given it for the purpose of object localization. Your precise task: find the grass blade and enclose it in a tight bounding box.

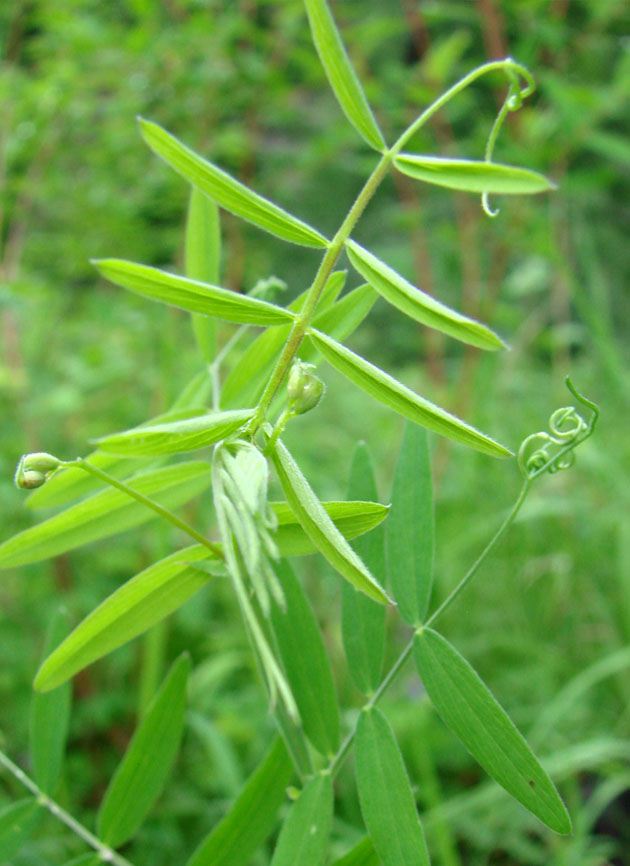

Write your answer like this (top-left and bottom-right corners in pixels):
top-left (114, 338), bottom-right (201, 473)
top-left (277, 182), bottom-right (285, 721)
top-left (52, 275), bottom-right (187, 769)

top-left (34, 545), bottom-right (217, 692)
top-left (95, 409), bottom-right (254, 456)
top-left (386, 424), bottom-right (434, 625)
top-left (0, 462), bottom-right (211, 569)
top-left (355, 707), bottom-right (430, 866)
top-left (270, 773), bottom-right (333, 866)
top-left (140, 118), bottom-right (328, 248)
top-left (413, 628), bottom-right (572, 834)
top-left (186, 738), bottom-right (293, 866)
top-left (342, 443), bottom-right (386, 695)
top-left (97, 654), bottom-right (190, 847)
top-left (309, 329), bottom-right (512, 458)
top-left (271, 439), bottom-right (392, 604)
top-left (346, 240), bottom-right (504, 350)
top-left (304, 0), bottom-right (385, 151)
top-left (93, 259), bottom-right (295, 325)
top-left (270, 561), bottom-right (339, 757)
top-left (29, 608), bottom-right (72, 792)
top-left (394, 154), bottom-right (555, 194)
top-left (273, 499), bottom-right (389, 557)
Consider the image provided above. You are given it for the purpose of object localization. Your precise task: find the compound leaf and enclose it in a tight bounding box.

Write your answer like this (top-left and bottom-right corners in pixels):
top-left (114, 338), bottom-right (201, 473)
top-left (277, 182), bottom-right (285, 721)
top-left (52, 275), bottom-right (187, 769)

top-left (413, 628), bottom-right (572, 834)
top-left (140, 118), bottom-right (328, 248)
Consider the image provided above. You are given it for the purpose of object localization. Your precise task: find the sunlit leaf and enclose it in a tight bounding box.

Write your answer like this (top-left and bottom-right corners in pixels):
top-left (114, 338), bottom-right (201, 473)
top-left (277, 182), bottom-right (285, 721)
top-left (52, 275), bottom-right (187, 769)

top-left (273, 499), bottom-right (389, 556)
top-left (304, 0), bottom-right (385, 151)
top-left (346, 240), bottom-right (504, 350)
top-left (186, 738), bottom-right (293, 866)
top-left (309, 329), bottom-right (512, 458)
top-left (0, 462), bottom-right (211, 569)
top-left (95, 409), bottom-right (253, 456)
top-left (270, 773), bottom-right (333, 866)
top-left (394, 154), bottom-right (556, 194)
top-left (386, 424), bottom-right (434, 625)
top-left (355, 707), bottom-right (430, 866)
top-left (186, 188), bottom-right (221, 363)
top-left (140, 118), bottom-right (328, 247)
top-left (97, 654), bottom-right (190, 847)
top-left (414, 628), bottom-right (572, 834)
top-left (34, 546), bottom-right (217, 692)
top-left (271, 439), bottom-right (392, 604)
top-left (270, 561), bottom-right (339, 756)
top-left (93, 259), bottom-right (295, 325)
top-left (29, 608), bottom-right (72, 792)
top-left (342, 443), bottom-right (386, 695)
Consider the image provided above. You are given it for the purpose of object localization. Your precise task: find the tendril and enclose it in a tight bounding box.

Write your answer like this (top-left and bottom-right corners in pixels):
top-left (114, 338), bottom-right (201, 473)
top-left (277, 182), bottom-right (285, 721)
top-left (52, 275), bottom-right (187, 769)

top-left (518, 377), bottom-right (599, 479)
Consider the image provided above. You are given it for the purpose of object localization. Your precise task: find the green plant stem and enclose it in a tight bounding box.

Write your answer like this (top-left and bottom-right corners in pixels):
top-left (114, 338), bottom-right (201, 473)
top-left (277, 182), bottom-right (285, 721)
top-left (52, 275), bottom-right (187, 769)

top-left (0, 749), bottom-right (135, 866)
top-left (327, 475), bottom-right (533, 779)
top-left (64, 459), bottom-right (224, 560)
top-left (424, 478), bottom-right (531, 629)
top-left (248, 58), bottom-right (533, 433)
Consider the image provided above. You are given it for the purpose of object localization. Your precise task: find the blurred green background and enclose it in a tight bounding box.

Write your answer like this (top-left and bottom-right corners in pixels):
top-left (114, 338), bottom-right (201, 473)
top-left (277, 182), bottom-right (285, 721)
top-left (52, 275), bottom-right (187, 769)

top-left (1, 1), bottom-right (629, 864)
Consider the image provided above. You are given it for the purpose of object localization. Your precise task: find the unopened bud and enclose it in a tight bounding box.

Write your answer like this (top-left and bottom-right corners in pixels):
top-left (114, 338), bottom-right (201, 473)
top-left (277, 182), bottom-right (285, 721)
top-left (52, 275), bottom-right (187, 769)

top-left (14, 452), bottom-right (61, 490)
top-left (287, 360), bottom-right (325, 415)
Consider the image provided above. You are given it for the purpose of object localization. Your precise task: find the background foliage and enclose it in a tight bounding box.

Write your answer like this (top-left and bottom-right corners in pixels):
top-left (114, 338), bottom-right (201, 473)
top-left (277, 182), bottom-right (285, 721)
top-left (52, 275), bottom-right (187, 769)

top-left (1, 1), bottom-right (629, 864)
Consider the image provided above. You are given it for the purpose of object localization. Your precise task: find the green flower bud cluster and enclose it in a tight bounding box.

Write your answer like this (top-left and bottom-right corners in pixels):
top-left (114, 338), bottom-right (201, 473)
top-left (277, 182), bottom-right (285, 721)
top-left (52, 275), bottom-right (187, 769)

top-left (14, 453), bottom-right (61, 490)
top-left (287, 360), bottom-right (325, 415)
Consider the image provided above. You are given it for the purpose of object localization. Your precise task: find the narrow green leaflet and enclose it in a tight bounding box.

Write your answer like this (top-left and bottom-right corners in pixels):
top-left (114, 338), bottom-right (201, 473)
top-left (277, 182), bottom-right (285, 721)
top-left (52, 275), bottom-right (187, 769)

top-left (270, 773), bottom-right (333, 866)
top-left (186, 188), bottom-right (221, 362)
top-left (303, 0), bottom-right (385, 151)
top-left (186, 738), bottom-right (293, 866)
top-left (26, 451), bottom-right (146, 510)
top-left (413, 629), bottom-right (572, 834)
top-left (34, 545), bottom-right (217, 692)
top-left (273, 499), bottom-right (389, 557)
top-left (220, 271), bottom-right (345, 410)
top-left (386, 424), bottom-right (434, 626)
top-left (29, 608), bottom-right (72, 792)
top-left (300, 283), bottom-right (378, 363)
top-left (332, 837), bottom-right (378, 866)
top-left (140, 119), bottom-right (328, 248)
top-left (309, 329), bottom-right (512, 458)
top-left (342, 443), bottom-right (386, 695)
top-left (171, 368), bottom-right (213, 411)
top-left (0, 799), bottom-right (42, 860)
top-left (93, 259), bottom-right (295, 325)
top-left (0, 462), bottom-right (211, 569)
top-left (345, 240), bottom-right (504, 350)
top-left (270, 560), bottom-right (339, 757)
top-left (97, 654), bottom-right (190, 848)
top-left (355, 707), bottom-right (431, 866)
top-left (271, 439), bottom-right (392, 604)
top-left (95, 409), bottom-right (254, 456)
top-left (394, 154), bottom-right (556, 195)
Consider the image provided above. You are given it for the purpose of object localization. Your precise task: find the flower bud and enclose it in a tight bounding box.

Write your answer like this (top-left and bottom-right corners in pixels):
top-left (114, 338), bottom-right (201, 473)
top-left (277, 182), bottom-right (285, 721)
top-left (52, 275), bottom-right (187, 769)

top-left (287, 360), bottom-right (325, 415)
top-left (14, 452), bottom-right (61, 490)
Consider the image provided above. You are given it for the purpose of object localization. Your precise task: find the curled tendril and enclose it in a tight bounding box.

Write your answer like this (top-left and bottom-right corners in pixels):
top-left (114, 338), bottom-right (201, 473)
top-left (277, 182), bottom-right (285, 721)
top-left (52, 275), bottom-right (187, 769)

top-left (482, 60), bottom-right (534, 218)
top-left (518, 377), bottom-right (599, 480)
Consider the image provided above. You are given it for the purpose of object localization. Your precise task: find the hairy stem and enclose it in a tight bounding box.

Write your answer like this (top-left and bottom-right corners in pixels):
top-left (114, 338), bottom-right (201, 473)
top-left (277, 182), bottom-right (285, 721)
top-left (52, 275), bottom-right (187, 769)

top-left (0, 750), bottom-right (135, 866)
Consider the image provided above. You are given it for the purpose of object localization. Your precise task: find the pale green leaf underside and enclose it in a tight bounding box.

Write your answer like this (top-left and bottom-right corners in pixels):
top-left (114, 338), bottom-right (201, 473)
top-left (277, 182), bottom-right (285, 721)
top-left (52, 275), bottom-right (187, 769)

top-left (93, 259), bottom-right (294, 325)
top-left (273, 499), bottom-right (389, 556)
top-left (414, 628), bottom-right (572, 835)
top-left (34, 546), bottom-right (216, 692)
top-left (140, 118), bottom-right (328, 248)
top-left (355, 706), bottom-right (431, 866)
top-left (185, 738), bottom-right (293, 866)
top-left (271, 439), bottom-right (393, 604)
top-left (346, 239), bottom-right (504, 350)
top-left (97, 654), bottom-right (190, 848)
top-left (0, 462), bottom-right (211, 569)
top-left (270, 773), bottom-right (333, 866)
top-left (394, 154), bottom-right (556, 194)
top-left (304, 0), bottom-right (385, 151)
top-left (95, 409), bottom-right (254, 456)
top-left (309, 329), bottom-right (512, 458)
